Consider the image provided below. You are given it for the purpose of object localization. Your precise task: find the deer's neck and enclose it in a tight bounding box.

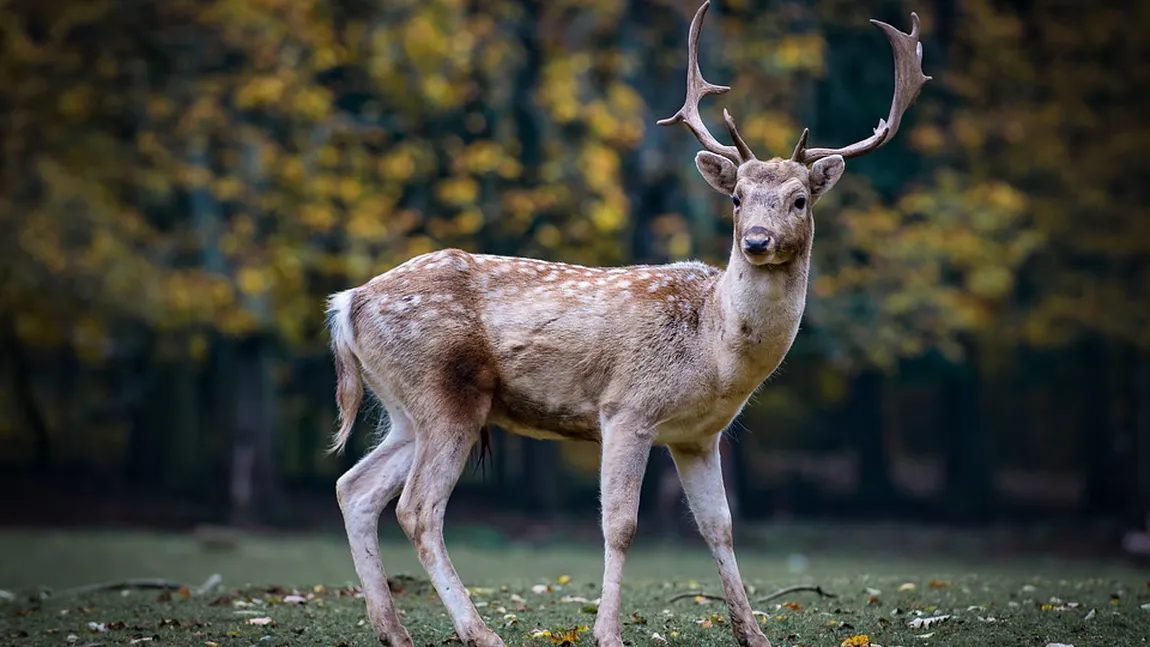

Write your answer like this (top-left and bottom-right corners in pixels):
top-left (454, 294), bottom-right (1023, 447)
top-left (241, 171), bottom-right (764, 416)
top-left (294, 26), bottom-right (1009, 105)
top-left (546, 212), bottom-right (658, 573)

top-left (707, 244), bottom-right (811, 391)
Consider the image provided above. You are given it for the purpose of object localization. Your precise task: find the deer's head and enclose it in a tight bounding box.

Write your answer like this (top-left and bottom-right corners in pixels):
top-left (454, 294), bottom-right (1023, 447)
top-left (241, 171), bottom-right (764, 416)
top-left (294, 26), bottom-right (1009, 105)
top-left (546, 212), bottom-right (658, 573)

top-left (659, 1), bottom-right (931, 267)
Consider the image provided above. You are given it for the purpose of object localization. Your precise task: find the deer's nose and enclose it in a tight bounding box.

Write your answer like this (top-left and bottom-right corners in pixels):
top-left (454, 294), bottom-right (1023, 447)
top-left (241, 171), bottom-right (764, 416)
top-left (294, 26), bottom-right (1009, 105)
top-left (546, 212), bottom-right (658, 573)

top-left (742, 227), bottom-right (775, 255)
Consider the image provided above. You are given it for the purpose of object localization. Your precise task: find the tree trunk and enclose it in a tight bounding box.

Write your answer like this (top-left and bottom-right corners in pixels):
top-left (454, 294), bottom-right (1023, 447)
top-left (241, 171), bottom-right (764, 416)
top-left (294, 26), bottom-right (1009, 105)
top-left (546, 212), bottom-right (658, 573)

top-left (2, 316), bottom-right (52, 472)
top-left (1081, 338), bottom-right (1121, 518)
top-left (230, 335), bottom-right (282, 526)
top-left (520, 438), bottom-right (560, 516)
top-left (1134, 350), bottom-right (1150, 527)
top-left (165, 359), bottom-right (201, 493)
top-left (852, 368), bottom-right (895, 511)
top-left (943, 342), bottom-right (992, 522)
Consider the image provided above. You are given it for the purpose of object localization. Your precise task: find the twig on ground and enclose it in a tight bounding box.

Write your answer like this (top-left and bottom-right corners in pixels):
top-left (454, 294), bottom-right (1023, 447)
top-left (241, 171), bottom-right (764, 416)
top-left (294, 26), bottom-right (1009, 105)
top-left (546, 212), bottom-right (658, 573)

top-left (668, 584), bottom-right (838, 605)
top-left (55, 573), bottom-right (223, 597)
top-left (754, 585), bottom-right (837, 604)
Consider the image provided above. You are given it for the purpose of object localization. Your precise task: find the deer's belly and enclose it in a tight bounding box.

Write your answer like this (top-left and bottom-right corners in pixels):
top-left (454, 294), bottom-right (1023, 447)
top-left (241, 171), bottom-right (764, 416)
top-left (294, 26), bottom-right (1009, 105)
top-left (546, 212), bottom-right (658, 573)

top-left (488, 385), bottom-right (601, 442)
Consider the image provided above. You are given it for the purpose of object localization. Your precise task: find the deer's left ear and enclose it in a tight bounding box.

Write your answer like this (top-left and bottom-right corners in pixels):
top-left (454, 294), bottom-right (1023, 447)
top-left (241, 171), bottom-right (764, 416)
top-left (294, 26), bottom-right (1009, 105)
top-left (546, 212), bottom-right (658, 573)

top-left (695, 151), bottom-right (738, 194)
top-left (809, 155), bottom-right (845, 202)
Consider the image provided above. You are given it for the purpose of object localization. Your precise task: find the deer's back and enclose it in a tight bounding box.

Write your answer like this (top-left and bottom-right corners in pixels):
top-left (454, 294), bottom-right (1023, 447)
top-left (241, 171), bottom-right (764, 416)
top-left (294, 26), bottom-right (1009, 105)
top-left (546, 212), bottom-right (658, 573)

top-left (351, 249), bottom-right (730, 441)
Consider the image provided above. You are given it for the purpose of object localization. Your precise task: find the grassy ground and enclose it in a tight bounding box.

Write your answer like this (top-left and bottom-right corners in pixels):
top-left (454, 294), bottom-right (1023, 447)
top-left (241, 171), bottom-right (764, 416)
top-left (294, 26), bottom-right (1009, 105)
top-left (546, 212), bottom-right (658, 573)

top-left (1, 526), bottom-right (1148, 646)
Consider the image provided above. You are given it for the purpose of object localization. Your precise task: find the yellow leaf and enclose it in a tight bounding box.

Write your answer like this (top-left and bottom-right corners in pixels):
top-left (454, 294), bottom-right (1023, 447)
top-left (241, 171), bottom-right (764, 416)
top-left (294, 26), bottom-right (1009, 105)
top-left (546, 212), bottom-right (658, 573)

top-left (237, 267), bottom-right (268, 295)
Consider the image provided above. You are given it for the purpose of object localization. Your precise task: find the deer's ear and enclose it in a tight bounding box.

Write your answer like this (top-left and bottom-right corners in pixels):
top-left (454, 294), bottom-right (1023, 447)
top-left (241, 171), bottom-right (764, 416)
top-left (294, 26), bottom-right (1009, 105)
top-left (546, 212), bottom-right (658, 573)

top-left (809, 155), bottom-right (845, 202)
top-left (695, 151), bottom-right (738, 194)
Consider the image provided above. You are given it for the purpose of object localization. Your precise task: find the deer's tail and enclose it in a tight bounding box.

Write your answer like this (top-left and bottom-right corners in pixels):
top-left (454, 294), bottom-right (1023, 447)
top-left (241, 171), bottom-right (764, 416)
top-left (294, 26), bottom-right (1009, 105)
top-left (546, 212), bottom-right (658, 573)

top-left (326, 288), bottom-right (363, 455)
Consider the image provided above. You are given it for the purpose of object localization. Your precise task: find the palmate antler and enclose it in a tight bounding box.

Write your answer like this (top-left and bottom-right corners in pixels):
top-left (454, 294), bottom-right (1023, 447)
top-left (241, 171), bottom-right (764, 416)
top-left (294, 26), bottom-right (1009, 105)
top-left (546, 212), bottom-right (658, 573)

top-left (659, 1), bottom-right (932, 166)
top-left (792, 12), bottom-right (932, 163)
top-left (655, 0), bottom-right (755, 165)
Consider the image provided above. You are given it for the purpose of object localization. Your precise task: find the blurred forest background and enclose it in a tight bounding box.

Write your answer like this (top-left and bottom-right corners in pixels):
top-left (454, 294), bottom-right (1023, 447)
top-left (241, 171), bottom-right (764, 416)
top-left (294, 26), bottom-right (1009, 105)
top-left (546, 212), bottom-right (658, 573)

top-left (1, 0), bottom-right (1148, 544)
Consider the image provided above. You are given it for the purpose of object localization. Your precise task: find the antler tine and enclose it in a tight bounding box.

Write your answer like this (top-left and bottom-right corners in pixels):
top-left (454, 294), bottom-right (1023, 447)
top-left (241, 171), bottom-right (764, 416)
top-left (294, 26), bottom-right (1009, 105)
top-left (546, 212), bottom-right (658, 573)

top-left (793, 12), bottom-right (932, 165)
top-left (657, 1), bottom-right (753, 164)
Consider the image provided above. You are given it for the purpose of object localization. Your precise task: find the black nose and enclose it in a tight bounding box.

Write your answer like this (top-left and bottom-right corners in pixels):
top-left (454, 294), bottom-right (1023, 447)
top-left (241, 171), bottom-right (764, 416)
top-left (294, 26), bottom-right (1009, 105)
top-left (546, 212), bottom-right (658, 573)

top-left (740, 233), bottom-right (777, 252)
top-left (745, 239), bottom-right (772, 253)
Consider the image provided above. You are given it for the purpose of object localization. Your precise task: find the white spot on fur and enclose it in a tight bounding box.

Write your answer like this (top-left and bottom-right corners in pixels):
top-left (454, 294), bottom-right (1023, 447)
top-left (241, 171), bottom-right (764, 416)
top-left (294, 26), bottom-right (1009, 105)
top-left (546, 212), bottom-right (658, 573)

top-left (577, 281), bottom-right (591, 289)
top-left (544, 273), bottom-right (559, 282)
top-left (620, 290), bottom-right (632, 300)
top-left (638, 272), bottom-right (650, 279)
top-left (618, 280), bottom-right (632, 288)
top-left (647, 283), bottom-right (659, 293)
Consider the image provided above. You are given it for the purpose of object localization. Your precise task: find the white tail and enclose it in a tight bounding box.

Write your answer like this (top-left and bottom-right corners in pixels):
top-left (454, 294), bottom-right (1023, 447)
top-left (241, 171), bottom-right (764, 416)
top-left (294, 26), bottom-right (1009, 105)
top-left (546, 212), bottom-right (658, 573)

top-left (329, 3), bottom-right (928, 646)
top-left (326, 289), bottom-right (362, 456)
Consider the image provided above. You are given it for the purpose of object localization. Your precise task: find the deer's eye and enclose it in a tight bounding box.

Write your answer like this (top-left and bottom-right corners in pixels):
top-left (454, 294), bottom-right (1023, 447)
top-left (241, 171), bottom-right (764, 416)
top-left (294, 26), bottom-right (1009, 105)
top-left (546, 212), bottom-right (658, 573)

top-left (794, 196), bottom-right (808, 210)
top-left (732, 195), bottom-right (741, 208)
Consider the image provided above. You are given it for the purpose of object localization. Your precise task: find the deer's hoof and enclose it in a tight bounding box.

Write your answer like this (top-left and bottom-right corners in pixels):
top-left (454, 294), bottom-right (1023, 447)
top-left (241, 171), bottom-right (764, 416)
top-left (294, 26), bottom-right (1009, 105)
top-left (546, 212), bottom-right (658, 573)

top-left (378, 626), bottom-right (414, 647)
top-left (737, 630), bottom-right (772, 647)
top-left (465, 629), bottom-right (507, 647)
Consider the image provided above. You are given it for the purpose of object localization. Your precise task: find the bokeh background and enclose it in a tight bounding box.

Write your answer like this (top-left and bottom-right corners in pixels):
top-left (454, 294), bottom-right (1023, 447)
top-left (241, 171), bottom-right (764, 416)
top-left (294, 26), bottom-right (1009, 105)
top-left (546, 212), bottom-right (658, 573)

top-left (1, 0), bottom-right (1148, 564)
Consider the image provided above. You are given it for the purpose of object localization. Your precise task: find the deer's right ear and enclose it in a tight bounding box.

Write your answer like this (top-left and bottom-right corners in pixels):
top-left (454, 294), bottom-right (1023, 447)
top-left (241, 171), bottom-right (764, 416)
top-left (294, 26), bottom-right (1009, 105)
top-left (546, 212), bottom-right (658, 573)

top-left (695, 151), bottom-right (738, 195)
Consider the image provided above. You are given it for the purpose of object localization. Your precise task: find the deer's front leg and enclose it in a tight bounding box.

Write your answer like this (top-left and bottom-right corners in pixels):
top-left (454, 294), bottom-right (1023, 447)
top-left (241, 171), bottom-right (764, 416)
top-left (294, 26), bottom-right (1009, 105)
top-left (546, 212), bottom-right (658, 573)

top-left (594, 417), bottom-right (654, 647)
top-left (670, 436), bottom-right (771, 647)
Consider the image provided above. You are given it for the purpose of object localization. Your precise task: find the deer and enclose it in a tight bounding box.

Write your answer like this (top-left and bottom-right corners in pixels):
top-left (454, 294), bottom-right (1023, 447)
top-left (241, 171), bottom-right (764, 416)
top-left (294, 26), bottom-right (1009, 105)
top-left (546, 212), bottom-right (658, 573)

top-left (326, 2), bottom-right (930, 646)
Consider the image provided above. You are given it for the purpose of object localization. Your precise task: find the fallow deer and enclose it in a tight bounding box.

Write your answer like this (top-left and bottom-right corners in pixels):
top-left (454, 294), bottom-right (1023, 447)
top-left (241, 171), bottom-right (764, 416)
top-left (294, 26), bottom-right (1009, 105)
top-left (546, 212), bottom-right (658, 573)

top-left (327, 2), bottom-right (930, 646)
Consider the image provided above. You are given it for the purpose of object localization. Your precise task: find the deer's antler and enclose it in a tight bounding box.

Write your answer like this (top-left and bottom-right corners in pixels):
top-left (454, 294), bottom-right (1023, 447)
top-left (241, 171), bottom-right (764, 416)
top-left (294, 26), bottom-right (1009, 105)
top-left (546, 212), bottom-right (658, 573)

top-left (657, 1), bottom-right (756, 164)
top-left (792, 12), bottom-right (932, 164)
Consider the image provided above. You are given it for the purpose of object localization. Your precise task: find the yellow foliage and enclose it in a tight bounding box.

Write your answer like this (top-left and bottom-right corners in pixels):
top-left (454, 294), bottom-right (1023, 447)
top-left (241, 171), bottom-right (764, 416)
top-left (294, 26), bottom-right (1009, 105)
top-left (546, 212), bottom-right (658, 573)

top-left (436, 177), bottom-right (480, 207)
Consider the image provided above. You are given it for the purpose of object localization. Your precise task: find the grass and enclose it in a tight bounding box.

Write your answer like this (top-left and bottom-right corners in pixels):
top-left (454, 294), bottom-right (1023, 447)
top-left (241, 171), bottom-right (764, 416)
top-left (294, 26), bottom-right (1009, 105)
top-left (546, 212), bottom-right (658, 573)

top-left (2, 526), bottom-right (1149, 646)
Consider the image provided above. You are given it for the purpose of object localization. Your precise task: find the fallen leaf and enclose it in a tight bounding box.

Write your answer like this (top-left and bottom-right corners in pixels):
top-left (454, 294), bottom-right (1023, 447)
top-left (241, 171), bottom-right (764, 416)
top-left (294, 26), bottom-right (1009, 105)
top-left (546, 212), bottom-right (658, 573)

top-left (282, 595), bottom-right (307, 604)
top-left (929, 579), bottom-right (950, 589)
top-left (651, 632), bottom-right (667, 643)
top-left (176, 586), bottom-right (192, 599)
top-left (1084, 608), bottom-right (1096, 620)
top-left (916, 632), bottom-right (935, 638)
top-left (246, 617), bottom-right (274, 626)
top-left (782, 602), bottom-right (803, 611)
top-left (907, 615), bottom-right (950, 629)
top-left (531, 584), bottom-right (550, 595)
top-left (898, 583), bottom-right (917, 592)
top-left (1044, 643), bottom-right (1074, 647)
top-left (87, 622), bottom-right (108, 633)
top-left (841, 635), bottom-right (871, 647)
top-left (557, 575), bottom-right (571, 585)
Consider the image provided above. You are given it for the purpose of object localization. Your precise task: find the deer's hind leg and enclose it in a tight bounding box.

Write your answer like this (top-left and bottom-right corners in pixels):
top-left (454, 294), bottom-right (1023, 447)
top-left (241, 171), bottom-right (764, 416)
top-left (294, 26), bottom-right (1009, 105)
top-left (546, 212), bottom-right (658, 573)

top-left (394, 352), bottom-right (504, 647)
top-left (336, 407), bottom-right (418, 646)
